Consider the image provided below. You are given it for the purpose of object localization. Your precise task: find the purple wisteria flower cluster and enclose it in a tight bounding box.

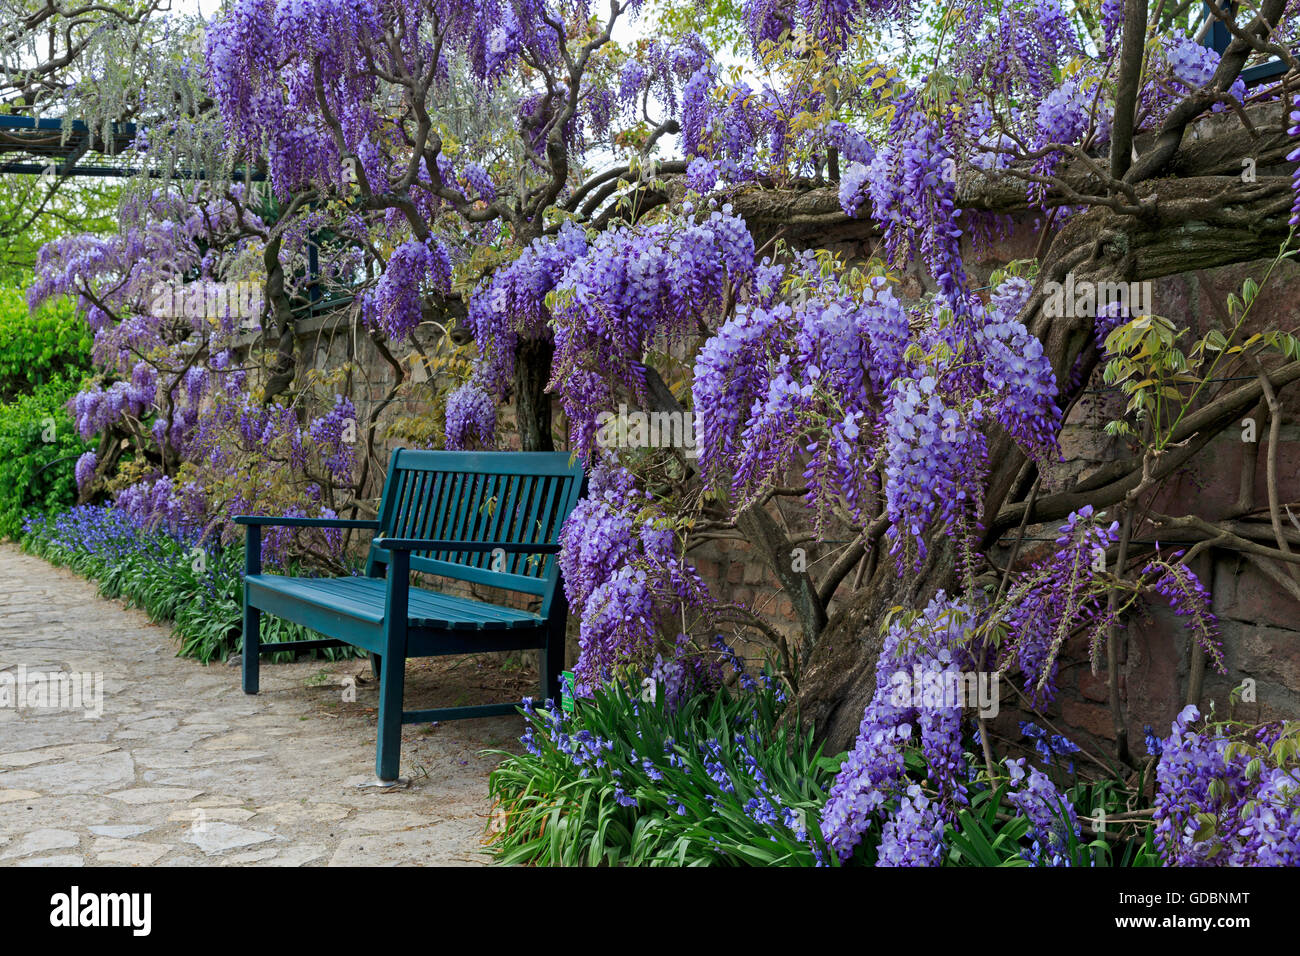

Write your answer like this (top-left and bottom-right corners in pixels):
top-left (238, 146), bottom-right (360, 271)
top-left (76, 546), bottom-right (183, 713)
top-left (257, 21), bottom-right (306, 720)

top-left (1289, 93), bottom-right (1300, 227)
top-left (464, 221), bottom-right (589, 397)
top-left (443, 381), bottom-right (496, 450)
top-left (694, 262), bottom-right (1058, 563)
top-left (1005, 756), bottom-right (1079, 866)
top-left (694, 267), bottom-right (910, 521)
top-left (1154, 706), bottom-right (1300, 866)
top-left (1142, 555), bottom-right (1226, 674)
top-left (820, 591), bottom-right (976, 863)
top-left (361, 238), bottom-right (452, 344)
top-left (557, 458), bottom-right (711, 690)
top-left (876, 785), bottom-right (945, 866)
top-left (546, 203), bottom-right (755, 454)
top-left (999, 505), bottom-right (1120, 708)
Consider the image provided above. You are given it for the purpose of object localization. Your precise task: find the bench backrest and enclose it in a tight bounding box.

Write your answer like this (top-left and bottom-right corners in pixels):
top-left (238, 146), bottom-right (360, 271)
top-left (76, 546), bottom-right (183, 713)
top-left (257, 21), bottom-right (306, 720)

top-left (365, 449), bottom-right (585, 617)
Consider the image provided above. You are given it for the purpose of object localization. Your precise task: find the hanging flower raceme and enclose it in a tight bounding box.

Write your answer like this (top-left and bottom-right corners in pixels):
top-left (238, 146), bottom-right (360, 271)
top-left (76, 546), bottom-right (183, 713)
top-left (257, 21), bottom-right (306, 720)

top-left (695, 257), bottom-right (1058, 564)
top-left (1288, 93), bottom-right (1300, 227)
top-left (996, 505), bottom-right (1118, 708)
top-left (464, 221), bottom-right (588, 397)
top-left (361, 238), bottom-right (452, 344)
top-left (557, 459), bottom-right (711, 693)
top-left (1005, 757), bottom-right (1079, 866)
top-left (443, 381), bottom-right (496, 450)
top-left (694, 266), bottom-right (911, 520)
top-left (820, 592), bottom-right (979, 864)
top-left (548, 204), bottom-right (754, 455)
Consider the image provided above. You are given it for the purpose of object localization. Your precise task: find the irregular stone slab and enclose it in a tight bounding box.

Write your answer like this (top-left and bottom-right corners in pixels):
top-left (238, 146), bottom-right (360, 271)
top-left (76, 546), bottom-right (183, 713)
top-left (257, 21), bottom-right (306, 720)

top-left (114, 716), bottom-right (179, 738)
top-left (198, 732), bottom-right (263, 751)
top-left (260, 845), bottom-right (326, 867)
top-left (0, 789), bottom-right (41, 804)
top-left (328, 820), bottom-right (485, 866)
top-left (254, 802), bottom-right (351, 825)
top-left (167, 807), bottom-right (254, 824)
top-left (16, 854), bottom-right (83, 866)
top-left (0, 751), bottom-right (134, 794)
top-left (1, 828), bottom-right (79, 859)
top-left (128, 748), bottom-right (265, 771)
top-left (89, 824), bottom-right (153, 839)
top-left (341, 810), bottom-right (430, 832)
top-left (107, 787), bottom-right (203, 804)
top-left (184, 822), bottom-right (277, 855)
top-left (224, 847), bottom-right (281, 865)
top-left (92, 838), bottom-right (171, 866)
top-left (0, 743), bottom-right (118, 769)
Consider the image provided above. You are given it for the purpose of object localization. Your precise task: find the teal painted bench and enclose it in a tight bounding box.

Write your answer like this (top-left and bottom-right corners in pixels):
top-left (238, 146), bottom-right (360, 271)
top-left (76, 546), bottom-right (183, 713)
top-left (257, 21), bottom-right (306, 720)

top-left (235, 449), bottom-right (584, 784)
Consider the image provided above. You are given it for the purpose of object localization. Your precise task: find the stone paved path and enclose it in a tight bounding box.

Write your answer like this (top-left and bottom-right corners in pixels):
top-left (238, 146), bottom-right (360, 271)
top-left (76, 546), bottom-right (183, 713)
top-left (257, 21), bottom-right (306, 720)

top-left (0, 544), bottom-right (528, 866)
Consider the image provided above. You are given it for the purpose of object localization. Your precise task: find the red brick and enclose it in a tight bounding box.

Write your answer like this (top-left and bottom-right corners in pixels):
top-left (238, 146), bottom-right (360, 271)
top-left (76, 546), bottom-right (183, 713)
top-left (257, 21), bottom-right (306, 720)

top-left (694, 558), bottom-right (720, 583)
top-left (1077, 670), bottom-right (1109, 703)
top-left (1061, 699), bottom-right (1116, 741)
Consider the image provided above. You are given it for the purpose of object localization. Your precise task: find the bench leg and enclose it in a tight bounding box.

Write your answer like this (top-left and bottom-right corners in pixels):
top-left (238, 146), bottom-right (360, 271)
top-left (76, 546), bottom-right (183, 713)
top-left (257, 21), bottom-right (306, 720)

top-left (242, 598), bottom-right (260, 695)
top-left (375, 634), bottom-right (407, 784)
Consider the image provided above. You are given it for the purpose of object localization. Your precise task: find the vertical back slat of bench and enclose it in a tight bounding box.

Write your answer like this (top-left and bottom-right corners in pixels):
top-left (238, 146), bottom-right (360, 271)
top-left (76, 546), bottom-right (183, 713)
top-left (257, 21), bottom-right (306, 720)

top-left (468, 472), bottom-right (503, 568)
top-left (399, 470), bottom-right (428, 539)
top-left (470, 470), bottom-right (504, 567)
top-left (417, 469), bottom-right (448, 545)
top-left (366, 448), bottom-right (406, 577)
top-left (439, 472), bottom-right (471, 563)
top-left (447, 472), bottom-right (481, 565)
top-left (502, 474), bottom-right (530, 574)
top-left (476, 472), bottom-right (513, 570)
top-left (366, 450), bottom-right (584, 607)
top-left (494, 472), bottom-right (524, 567)
top-left (532, 475), bottom-right (562, 581)
top-left (427, 471), bottom-right (460, 562)
top-left (518, 474), bottom-right (550, 577)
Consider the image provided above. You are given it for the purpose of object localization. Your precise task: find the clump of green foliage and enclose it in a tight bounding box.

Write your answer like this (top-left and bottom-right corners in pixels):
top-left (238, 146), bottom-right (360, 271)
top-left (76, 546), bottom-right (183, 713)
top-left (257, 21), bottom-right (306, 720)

top-left (0, 289), bottom-right (93, 538)
top-left (21, 506), bottom-right (359, 663)
top-left (485, 678), bottom-right (844, 866)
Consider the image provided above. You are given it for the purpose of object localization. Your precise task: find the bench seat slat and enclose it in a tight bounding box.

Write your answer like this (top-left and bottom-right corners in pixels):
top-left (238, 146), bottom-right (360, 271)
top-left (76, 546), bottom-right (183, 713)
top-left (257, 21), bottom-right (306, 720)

top-left (246, 574), bottom-right (542, 630)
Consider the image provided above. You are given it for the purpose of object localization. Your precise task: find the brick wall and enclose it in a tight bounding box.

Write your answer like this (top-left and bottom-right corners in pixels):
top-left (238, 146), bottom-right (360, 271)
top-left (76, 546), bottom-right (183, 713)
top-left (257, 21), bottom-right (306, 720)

top-left (238, 211), bottom-right (1300, 745)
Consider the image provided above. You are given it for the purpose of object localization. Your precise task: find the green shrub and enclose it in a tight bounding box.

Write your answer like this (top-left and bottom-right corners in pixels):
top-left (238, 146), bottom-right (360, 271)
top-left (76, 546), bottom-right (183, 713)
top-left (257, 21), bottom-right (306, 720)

top-left (0, 288), bottom-right (91, 402)
top-left (21, 506), bottom-right (360, 663)
top-left (0, 377), bottom-right (89, 538)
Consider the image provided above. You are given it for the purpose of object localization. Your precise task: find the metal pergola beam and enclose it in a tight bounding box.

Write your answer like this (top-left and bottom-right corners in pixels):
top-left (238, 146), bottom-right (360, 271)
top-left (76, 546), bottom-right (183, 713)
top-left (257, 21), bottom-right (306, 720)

top-left (0, 113), bottom-right (263, 181)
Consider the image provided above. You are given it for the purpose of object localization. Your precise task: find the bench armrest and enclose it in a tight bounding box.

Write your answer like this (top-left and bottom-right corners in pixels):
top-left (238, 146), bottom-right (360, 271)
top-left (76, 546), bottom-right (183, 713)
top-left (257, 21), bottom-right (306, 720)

top-left (239, 516), bottom-right (382, 577)
top-left (234, 515), bottom-right (382, 529)
top-left (373, 538), bottom-right (561, 554)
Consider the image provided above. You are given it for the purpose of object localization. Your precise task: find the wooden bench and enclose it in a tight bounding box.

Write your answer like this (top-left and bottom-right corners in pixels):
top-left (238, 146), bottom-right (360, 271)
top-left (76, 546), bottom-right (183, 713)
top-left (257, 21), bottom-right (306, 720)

top-left (235, 449), bottom-right (585, 785)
